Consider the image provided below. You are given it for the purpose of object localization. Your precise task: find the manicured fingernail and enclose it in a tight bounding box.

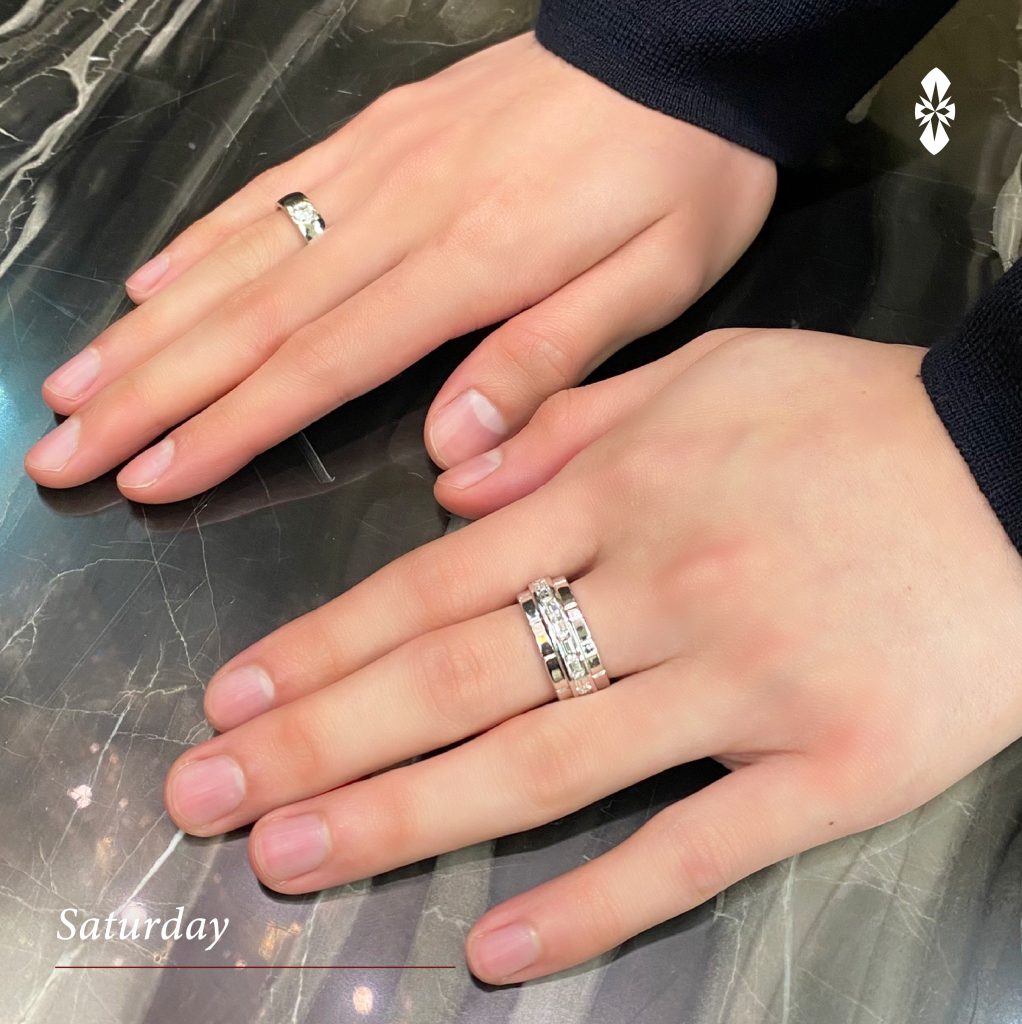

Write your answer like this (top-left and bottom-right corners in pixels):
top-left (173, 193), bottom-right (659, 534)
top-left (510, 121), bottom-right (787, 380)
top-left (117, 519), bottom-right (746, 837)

top-left (26, 417), bottom-right (80, 472)
top-left (118, 438), bottom-right (175, 489)
top-left (126, 252), bottom-right (169, 295)
top-left (470, 923), bottom-right (540, 981)
top-left (428, 389), bottom-right (507, 468)
top-left (254, 814), bottom-right (330, 881)
top-left (438, 447), bottom-right (502, 490)
top-left (206, 666), bottom-right (274, 729)
top-left (169, 754), bottom-right (245, 827)
top-left (45, 348), bottom-right (100, 400)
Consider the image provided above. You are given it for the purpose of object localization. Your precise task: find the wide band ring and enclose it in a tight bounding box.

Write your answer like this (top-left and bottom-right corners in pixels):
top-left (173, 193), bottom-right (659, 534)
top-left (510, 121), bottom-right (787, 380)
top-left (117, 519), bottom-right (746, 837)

top-left (551, 576), bottom-right (608, 692)
top-left (517, 586), bottom-right (573, 701)
top-left (518, 576), bottom-right (608, 700)
top-left (276, 191), bottom-right (326, 243)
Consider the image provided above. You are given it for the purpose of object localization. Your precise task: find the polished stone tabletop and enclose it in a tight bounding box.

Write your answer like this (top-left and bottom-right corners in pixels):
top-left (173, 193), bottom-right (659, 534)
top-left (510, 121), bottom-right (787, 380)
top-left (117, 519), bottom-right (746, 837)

top-left (2, 1), bottom-right (1021, 1021)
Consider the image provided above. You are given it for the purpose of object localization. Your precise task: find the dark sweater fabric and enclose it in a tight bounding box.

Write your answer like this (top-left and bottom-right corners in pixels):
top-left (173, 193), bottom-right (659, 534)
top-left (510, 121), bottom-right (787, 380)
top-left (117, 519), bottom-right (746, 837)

top-left (535, 0), bottom-right (958, 166)
top-left (537, 0), bottom-right (1022, 558)
top-left (922, 262), bottom-right (1022, 553)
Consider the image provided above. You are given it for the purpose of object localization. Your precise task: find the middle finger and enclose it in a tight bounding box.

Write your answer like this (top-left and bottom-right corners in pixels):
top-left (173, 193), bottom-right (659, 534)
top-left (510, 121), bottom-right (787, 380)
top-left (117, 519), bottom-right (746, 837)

top-left (164, 563), bottom-right (675, 837)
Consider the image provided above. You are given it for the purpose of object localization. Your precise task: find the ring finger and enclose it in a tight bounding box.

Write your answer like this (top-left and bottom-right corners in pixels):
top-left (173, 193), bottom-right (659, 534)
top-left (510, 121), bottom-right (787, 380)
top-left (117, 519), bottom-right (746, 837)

top-left (163, 559), bottom-right (684, 838)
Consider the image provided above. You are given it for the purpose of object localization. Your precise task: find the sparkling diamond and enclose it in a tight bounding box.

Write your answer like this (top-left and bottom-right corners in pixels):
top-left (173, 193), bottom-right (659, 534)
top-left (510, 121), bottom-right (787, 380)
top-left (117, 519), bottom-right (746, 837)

top-left (290, 201), bottom-right (317, 223)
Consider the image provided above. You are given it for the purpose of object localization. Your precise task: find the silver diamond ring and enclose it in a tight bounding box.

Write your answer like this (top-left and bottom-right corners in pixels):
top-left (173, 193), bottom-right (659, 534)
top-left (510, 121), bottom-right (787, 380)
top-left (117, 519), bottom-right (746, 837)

top-left (276, 191), bottom-right (326, 243)
top-left (518, 576), bottom-right (608, 700)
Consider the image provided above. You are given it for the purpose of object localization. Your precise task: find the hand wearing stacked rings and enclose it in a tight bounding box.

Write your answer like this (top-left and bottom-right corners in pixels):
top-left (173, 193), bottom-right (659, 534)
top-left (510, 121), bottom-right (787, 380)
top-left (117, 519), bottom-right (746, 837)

top-left (23, 32), bottom-right (774, 495)
top-left (163, 328), bottom-right (1022, 984)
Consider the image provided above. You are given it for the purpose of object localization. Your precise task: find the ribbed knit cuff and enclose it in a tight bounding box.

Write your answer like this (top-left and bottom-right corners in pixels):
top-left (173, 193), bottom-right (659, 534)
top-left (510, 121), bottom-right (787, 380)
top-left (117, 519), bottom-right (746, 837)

top-left (534, 3), bottom-right (799, 164)
top-left (535, 0), bottom-right (956, 167)
top-left (921, 262), bottom-right (1022, 554)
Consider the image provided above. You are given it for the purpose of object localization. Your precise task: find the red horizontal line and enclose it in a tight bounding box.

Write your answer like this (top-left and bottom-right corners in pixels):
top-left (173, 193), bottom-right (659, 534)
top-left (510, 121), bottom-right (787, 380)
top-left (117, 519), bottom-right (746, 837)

top-left (55, 965), bottom-right (457, 970)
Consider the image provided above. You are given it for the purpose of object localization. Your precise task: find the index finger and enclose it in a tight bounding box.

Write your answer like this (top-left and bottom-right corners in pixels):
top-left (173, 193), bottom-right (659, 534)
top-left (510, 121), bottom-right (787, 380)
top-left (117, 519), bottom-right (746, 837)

top-left (202, 474), bottom-right (601, 729)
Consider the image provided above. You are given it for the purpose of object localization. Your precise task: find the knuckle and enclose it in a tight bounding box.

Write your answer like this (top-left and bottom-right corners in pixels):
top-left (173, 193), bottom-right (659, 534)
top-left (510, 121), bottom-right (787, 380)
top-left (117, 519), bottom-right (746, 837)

top-left (693, 327), bottom-right (754, 349)
top-left (246, 163), bottom-right (290, 204)
top-left (368, 780), bottom-right (419, 856)
top-left (599, 440), bottom-right (659, 499)
top-left (368, 83), bottom-right (414, 119)
top-left (530, 386), bottom-right (580, 434)
top-left (401, 541), bottom-right (481, 628)
top-left (507, 715), bottom-right (591, 818)
top-left (654, 535), bottom-right (752, 615)
top-left (411, 631), bottom-right (494, 732)
top-left (255, 712), bottom-right (330, 785)
top-left (175, 212), bottom-right (234, 259)
top-left (280, 323), bottom-right (347, 398)
top-left (656, 812), bottom-right (737, 906)
top-left (217, 220), bottom-right (280, 283)
top-left (441, 188), bottom-right (516, 255)
top-left (496, 320), bottom-right (578, 397)
top-left (377, 123), bottom-right (459, 199)
top-left (100, 372), bottom-right (155, 425)
top-left (220, 280), bottom-right (290, 350)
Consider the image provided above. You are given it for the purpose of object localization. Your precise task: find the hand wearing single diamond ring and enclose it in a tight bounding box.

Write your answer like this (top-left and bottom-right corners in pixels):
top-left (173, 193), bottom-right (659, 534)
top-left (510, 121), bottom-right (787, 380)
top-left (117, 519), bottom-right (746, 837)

top-left (23, 31), bottom-right (774, 497)
top-left (163, 327), bottom-right (1022, 985)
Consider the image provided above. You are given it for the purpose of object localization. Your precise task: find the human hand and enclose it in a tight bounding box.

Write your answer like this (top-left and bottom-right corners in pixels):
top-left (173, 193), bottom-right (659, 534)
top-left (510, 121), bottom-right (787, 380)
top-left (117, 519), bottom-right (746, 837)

top-left (24, 31), bottom-right (775, 500)
top-left (161, 327), bottom-right (1022, 983)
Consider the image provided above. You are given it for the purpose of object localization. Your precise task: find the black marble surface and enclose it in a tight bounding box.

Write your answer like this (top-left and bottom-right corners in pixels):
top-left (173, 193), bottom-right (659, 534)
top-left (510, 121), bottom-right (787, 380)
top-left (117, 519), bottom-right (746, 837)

top-left (2, 1), bottom-right (1022, 1021)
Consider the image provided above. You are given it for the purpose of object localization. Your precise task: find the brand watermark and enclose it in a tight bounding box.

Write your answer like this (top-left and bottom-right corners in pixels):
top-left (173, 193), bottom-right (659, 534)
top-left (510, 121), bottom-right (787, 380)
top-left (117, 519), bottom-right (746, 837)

top-left (915, 67), bottom-right (955, 154)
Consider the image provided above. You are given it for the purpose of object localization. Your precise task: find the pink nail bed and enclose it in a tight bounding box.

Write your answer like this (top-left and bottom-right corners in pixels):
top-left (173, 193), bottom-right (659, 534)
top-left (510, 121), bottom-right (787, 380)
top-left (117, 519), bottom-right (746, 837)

top-left (45, 348), bottom-right (100, 399)
top-left (26, 417), bottom-right (80, 473)
top-left (470, 923), bottom-right (540, 980)
top-left (126, 252), bottom-right (169, 294)
top-left (169, 755), bottom-right (245, 826)
top-left (440, 447), bottom-right (502, 490)
top-left (254, 814), bottom-right (330, 881)
top-left (118, 437), bottom-right (175, 489)
top-left (428, 389), bottom-right (508, 468)
top-left (206, 666), bottom-right (274, 728)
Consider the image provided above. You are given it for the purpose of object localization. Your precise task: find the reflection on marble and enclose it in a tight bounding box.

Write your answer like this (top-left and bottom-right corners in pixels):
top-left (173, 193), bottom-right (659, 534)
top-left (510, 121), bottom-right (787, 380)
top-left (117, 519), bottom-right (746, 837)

top-left (1, 0), bottom-right (1021, 1021)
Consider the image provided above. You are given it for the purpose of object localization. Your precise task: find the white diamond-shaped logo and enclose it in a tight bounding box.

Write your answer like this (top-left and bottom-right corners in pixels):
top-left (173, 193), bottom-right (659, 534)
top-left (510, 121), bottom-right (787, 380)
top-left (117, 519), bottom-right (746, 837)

top-left (915, 67), bottom-right (954, 155)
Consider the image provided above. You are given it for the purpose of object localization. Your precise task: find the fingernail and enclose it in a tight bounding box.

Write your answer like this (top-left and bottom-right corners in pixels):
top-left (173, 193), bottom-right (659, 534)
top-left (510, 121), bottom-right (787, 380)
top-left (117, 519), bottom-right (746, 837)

top-left (126, 252), bottom-right (169, 295)
top-left (470, 923), bottom-right (540, 981)
top-left (26, 417), bottom-right (80, 472)
top-left (438, 447), bottom-right (502, 490)
top-left (254, 813), bottom-right (330, 881)
top-left (45, 348), bottom-right (101, 400)
top-left (118, 438), bottom-right (175, 489)
top-left (428, 389), bottom-right (507, 468)
top-left (206, 666), bottom-right (274, 729)
top-left (169, 754), bottom-right (245, 827)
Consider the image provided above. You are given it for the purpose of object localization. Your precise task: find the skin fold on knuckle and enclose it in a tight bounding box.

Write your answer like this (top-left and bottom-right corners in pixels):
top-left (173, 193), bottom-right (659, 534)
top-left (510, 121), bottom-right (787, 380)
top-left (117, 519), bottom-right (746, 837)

top-left (497, 318), bottom-right (580, 402)
top-left (95, 373), bottom-right (160, 437)
top-left (271, 325), bottom-right (354, 405)
top-left (410, 631), bottom-right (500, 735)
top-left (506, 713), bottom-right (594, 821)
top-left (529, 387), bottom-right (584, 442)
top-left (652, 809), bottom-right (740, 909)
top-left (322, 780), bottom-right (422, 883)
top-left (401, 540), bottom-right (484, 628)
top-left (243, 710), bottom-right (335, 802)
top-left (217, 219), bottom-right (284, 285)
top-left (219, 281), bottom-right (295, 360)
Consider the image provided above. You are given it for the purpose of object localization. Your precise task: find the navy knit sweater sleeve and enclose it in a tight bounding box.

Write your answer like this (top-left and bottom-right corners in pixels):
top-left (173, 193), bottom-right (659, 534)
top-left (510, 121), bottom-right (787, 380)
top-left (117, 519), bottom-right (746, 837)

top-left (536, 0), bottom-right (1022, 557)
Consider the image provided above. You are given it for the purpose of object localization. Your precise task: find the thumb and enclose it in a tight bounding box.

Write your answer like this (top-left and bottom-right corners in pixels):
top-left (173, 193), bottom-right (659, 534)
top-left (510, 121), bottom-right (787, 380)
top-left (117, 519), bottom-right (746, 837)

top-left (434, 326), bottom-right (743, 519)
top-left (424, 213), bottom-right (706, 471)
